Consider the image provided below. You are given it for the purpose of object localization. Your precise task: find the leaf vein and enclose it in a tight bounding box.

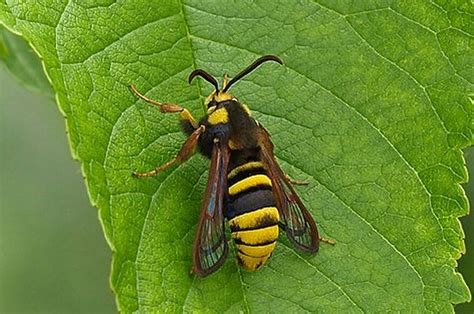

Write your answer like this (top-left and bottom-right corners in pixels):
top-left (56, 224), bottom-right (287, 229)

top-left (275, 154), bottom-right (427, 308)
top-left (279, 243), bottom-right (364, 312)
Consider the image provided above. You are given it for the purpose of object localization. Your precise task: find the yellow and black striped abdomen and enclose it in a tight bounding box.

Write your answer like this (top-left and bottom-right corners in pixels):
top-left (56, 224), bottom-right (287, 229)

top-left (226, 161), bottom-right (280, 271)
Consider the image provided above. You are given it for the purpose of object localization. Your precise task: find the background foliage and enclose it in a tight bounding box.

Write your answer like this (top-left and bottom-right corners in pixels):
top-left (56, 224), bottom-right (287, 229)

top-left (0, 27), bottom-right (116, 312)
top-left (1, 0), bottom-right (472, 312)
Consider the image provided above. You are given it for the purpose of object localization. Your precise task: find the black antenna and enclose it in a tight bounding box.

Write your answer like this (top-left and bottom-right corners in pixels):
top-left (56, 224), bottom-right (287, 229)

top-left (188, 69), bottom-right (219, 92)
top-left (223, 55), bottom-right (283, 92)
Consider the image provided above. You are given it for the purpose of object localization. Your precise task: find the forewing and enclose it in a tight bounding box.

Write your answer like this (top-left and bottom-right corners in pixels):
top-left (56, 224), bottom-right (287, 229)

top-left (258, 125), bottom-right (320, 253)
top-left (192, 140), bottom-right (230, 276)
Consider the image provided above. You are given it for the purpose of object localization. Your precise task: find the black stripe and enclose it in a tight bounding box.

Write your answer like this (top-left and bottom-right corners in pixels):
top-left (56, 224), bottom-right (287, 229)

top-left (229, 214), bottom-right (279, 232)
top-left (228, 147), bottom-right (261, 170)
top-left (226, 189), bottom-right (276, 219)
top-left (237, 248), bottom-right (269, 259)
top-left (229, 185), bottom-right (272, 202)
top-left (237, 254), bottom-right (265, 270)
top-left (228, 166), bottom-right (267, 186)
top-left (234, 238), bottom-right (276, 247)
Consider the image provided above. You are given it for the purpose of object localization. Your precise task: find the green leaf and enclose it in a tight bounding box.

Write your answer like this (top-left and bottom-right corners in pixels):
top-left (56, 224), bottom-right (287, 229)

top-left (458, 147), bottom-right (474, 314)
top-left (1, 0), bottom-right (471, 312)
top-left (0, 25), bottom-right (52, 96)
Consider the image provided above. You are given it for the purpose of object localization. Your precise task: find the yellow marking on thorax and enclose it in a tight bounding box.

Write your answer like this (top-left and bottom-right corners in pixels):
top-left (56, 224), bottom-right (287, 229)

top-left (228, 161), bottom-right (265, 180)
top-left (237, 253), bottom-right (271, 271)
top-left (232, 225), bottom-right (279, 245)
top-left (229, 207), bottom-right (279, 230)
top-left (229, 174), bottom-right (272, 195)
top-left (207, 107), bottom-right (229, 125)
top-left (238, 242), bottom-right (276, 258)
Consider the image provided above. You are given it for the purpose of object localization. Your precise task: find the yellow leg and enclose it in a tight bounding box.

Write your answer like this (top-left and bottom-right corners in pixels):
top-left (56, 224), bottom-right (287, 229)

top-left (130, 84), bottom-right (198, 129)
top-left (320, 237), bottom-right (336, 245)
top-left (133, 158), bottom-right (177, 177)
top-left (180, 109), bottom-right (198, 129)
top-left (286, 175), bottom-right (308, 185)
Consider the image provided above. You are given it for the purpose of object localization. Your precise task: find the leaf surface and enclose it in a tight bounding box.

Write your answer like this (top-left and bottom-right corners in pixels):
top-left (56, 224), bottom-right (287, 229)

top-left (1, 0), bottom-right (472, 312)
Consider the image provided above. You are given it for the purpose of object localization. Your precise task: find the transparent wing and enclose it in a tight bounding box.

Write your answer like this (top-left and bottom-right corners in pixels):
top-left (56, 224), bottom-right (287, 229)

top-left (192, 140), bottom-right (230, 276)
top-left (258, 124), bottom-right (319, 253)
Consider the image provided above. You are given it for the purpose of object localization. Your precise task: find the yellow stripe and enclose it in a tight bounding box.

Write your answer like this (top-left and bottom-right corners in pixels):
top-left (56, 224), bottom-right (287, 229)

top-left (237, 252), bottom-right (270, 271)
top-left (229, 174), bottom-right (272, 196)
top-left (237, 242), bottom-right (276, 258)
top-left (229, 207), bottom-right (279, 230)
top-left (232, 225), bottom-right (279, 245)
top-left (207, 107), bottom-right (229, 125)
top-left (227, 161), bottom-right (264, 180)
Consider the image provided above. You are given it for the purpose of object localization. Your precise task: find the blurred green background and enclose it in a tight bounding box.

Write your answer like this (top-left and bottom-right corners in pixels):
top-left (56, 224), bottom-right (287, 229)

top-left (0, 30), bottom-right (472, 313)
top-left (0, 53), bottom-right (116, 312)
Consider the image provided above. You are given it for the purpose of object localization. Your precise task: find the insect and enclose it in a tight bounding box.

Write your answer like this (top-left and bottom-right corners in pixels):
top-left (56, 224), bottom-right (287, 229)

top-left (130, 55), bottom-right (333, 277)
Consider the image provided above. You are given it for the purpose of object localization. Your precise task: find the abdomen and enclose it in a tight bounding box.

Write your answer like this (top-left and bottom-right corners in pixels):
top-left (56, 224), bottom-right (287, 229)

top-left (226, 158), bottom-right (280, 271)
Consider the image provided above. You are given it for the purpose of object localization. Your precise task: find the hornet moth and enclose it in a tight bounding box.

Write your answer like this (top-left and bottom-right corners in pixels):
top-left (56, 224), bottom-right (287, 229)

top-left (130, 55), bottom-right (334, 277)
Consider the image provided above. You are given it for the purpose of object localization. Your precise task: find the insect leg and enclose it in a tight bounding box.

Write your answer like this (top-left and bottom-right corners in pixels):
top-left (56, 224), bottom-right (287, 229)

top-left (133, 125), bottom-right (205, 177)
top-left (319, 237), bottom-right (336, 245)
top-left (285, 175), bottom-right (309, 186)
top-left (279, 220), bottom-right (335, 245)
top-left (179, 109), bottom-right (198, 133)
top-left (130, 84), bottom-right (198, 130)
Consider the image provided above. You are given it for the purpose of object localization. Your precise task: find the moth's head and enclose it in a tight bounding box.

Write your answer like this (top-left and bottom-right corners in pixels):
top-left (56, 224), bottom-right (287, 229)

top-left (187, 55), bottom-right (283, 109)
top-left (204, 77), bottom-right (236, 109)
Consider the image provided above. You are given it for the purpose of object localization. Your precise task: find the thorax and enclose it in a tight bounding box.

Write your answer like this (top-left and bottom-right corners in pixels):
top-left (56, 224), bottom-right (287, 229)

top-left (198, 99), bottom-right (259, 158)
